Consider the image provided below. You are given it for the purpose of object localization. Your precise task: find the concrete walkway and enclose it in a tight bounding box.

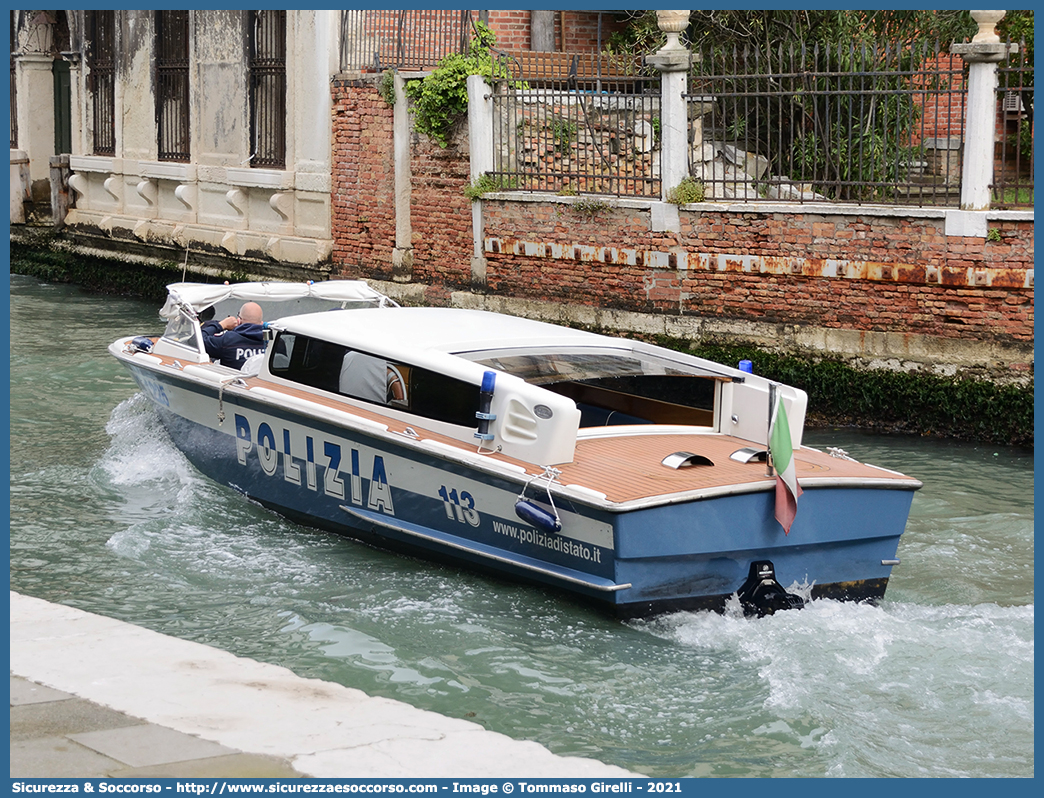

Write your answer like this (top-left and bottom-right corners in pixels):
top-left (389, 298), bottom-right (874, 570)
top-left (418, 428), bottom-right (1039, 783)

top-left (10, 592), bottom-right (640, 779)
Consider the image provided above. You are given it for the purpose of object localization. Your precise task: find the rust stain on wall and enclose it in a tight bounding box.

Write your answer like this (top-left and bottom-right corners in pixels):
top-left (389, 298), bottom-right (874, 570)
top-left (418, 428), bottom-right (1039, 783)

top-left (483, 237), bottom-right (1031, 290)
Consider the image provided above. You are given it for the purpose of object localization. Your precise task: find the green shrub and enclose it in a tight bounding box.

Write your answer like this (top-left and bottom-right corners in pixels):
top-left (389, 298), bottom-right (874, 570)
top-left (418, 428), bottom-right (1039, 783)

top-left (463, 173), bottom-right (518, 202)
top-left (403, 21), bottom-right (512, 148)
top-left (666, 176), bottom-right (705, 204)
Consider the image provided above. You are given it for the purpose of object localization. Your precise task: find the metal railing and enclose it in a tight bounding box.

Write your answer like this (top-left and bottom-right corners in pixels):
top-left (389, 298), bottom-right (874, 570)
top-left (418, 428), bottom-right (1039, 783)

top-left (994, 44), bottom-right (1033, 208)
top-left (687, 39), bottom-right (973, 206)
top-left (488, 53), bottom-right (662, 198)
top-left (340, 10), bottom-right (474, 73)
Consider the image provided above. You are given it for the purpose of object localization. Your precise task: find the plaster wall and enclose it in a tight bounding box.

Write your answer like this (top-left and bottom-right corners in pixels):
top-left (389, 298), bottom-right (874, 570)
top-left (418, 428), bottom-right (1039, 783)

top-left (60, 10), bottom-right (334, 267)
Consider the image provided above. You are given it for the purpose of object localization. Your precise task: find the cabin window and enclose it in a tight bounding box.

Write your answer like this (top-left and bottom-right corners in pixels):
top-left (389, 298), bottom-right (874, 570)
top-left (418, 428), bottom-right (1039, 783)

top-left (248, 10), bottom-right (286, 169)
top-left (269, 332), bottom-right (480, 429)
top-left (86, 10), bottom-right (116, 156)
top-left (471, 347), bottom-right (718, 427)
top-left (156, 10), bottom-right (190, 161)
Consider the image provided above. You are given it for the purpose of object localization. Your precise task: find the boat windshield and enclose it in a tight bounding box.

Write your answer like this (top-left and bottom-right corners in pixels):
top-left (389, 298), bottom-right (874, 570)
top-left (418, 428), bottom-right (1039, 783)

top-left (468, 348), bottom-right (716, 385)
top-left (468, 347), bottom-right (720, 427)
top-left (161, 306), bottom-right (204, 352)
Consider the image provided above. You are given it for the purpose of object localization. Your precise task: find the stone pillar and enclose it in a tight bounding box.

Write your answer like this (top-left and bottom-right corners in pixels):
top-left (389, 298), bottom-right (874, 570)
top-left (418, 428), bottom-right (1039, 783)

top-left (14, 52), bottom-right (57, 201)
top-left (950, 10), bottom-right (1018, 211)
top-left (50, 154), bottom-right (71, 228)
top-left (531, 10), bottom-right (555, 51)
top-left (392, 72), bottom-right (413, 281)
top-left (467, 74), bottom-right (495, 289)
top-left (645, 11), bottom-right (691, 205)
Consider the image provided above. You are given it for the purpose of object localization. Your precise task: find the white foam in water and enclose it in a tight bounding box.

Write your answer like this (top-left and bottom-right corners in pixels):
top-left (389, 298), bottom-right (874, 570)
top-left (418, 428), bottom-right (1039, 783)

top-left (638, 598), bottom-right (1034, 776)
top-left (101, 394), bottom-right (199, 488)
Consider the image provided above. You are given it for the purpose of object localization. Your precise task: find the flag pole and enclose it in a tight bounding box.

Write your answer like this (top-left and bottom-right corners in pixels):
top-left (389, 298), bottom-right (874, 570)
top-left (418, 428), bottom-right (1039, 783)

top-left (766, 383), bottom-right (776, 478)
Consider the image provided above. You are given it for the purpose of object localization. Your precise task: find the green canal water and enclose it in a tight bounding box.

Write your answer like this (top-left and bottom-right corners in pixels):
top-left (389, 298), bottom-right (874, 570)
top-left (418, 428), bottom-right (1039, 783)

top-left (8, 274), bottom-right (1034, 777)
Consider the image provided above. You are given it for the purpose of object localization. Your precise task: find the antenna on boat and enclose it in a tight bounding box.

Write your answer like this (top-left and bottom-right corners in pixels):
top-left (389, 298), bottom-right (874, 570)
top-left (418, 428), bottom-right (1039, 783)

top-left (181, 245), bottom-right (190, 282)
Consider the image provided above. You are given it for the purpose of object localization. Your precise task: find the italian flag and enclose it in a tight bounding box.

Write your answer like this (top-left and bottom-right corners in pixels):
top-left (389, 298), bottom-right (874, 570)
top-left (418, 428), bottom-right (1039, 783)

top-left (769, 392), bottom-right (802, 534)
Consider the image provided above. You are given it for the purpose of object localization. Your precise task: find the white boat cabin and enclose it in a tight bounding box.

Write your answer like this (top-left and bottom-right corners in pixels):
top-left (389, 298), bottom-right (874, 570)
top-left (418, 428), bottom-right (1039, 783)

top-left (149, 282), bottom-right (807, 468)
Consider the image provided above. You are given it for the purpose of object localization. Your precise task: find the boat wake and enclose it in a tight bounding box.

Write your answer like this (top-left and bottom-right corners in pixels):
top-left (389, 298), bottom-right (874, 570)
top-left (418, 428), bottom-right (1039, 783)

top-left (633, 598), bottom-right (1033, 776)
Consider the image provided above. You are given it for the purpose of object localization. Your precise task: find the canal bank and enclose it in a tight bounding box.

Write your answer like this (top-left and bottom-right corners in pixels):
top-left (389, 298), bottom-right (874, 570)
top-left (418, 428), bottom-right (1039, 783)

top-left (10, 592), bottom-right (640, 779)
top-left (9, 229), bottom-right (1033, 446)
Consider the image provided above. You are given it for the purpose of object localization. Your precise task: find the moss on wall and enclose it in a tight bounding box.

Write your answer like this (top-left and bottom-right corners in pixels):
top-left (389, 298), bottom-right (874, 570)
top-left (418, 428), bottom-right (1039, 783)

top-left (659, 337), bottom-right (1033, 448)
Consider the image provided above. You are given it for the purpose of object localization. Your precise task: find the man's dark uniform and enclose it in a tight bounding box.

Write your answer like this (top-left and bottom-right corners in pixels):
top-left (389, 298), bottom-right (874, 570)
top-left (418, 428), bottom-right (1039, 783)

top-left (200, 321), bottom-right (265, 369)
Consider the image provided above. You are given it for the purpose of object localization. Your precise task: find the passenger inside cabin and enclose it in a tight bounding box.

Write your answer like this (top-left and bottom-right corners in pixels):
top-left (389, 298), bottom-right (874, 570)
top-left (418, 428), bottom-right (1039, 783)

top-left (201, 301), bottom-right (266, 369)
top-left (339, 351), bottom-right (407, 406)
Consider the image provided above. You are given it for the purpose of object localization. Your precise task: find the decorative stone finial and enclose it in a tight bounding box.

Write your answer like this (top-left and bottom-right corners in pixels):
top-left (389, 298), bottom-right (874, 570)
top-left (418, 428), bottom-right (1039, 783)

top-left (655, 10), bottom-right (691, 53)
top-left (970, 10), bottom-right (1005, 43)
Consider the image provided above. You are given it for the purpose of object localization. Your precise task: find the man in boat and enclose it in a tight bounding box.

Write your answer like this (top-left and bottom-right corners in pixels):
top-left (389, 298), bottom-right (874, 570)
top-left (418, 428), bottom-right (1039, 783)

top-left (200, 301), bottom-right (266, 369)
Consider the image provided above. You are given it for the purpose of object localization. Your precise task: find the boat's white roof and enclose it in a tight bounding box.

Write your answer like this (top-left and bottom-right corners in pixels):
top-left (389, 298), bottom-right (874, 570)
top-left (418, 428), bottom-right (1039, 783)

top-left (275, 307), bottom-right (625, 355)
top-left (162, 281), bottom-right (389, 318)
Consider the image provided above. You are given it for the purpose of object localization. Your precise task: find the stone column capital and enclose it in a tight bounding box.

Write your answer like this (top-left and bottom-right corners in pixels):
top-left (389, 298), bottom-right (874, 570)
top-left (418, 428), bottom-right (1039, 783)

top-left (950, 41), bottom-right (1018, 64)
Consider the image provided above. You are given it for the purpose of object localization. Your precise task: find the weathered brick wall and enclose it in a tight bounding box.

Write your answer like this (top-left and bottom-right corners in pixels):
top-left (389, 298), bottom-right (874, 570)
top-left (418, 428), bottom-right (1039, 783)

top-left (330, 76), bottom-right (1033, 376)
top-left (479, 202), bottom-right (1033, 349)
top-left (331, 77), bottom-right (396, 280)
top-left (330, 77), bottom-right (474, 291)
top-left (408, 125), bottom-right (474, 289)
top-left (487, 10), bottom-right (533, 51)
top-left (487, 10), bottom-right (628, 53)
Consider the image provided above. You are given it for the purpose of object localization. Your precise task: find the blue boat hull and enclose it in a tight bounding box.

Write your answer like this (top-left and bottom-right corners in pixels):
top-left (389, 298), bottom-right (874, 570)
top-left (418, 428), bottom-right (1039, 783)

top-left (129, 357), bottom-right (914, 617)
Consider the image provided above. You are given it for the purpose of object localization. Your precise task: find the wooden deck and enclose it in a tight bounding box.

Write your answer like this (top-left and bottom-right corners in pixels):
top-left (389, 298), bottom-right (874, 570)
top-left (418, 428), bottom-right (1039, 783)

top-left (136, 351), bottom-right (919, 507)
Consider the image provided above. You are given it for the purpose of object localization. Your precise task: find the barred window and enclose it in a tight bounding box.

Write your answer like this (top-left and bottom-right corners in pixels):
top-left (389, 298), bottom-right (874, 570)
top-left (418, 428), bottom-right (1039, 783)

top-left (156, 11), bottom-right (190, 161)
top-left (10, 12), bottom-right (16, 149)
top-left (248, 10), bottom-right (286, 169)
top-left (87, 10), bottom-right (115, 156)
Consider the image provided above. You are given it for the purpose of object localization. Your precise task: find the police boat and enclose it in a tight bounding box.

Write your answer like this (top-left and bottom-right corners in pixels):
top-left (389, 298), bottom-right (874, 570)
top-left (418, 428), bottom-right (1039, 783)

top-left (110, 280), bottom-right (922, 618)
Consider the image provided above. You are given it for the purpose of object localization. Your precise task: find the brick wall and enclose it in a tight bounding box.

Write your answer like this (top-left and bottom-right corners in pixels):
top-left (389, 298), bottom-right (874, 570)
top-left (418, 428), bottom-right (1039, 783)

top-left (407, 125), bottom-right (474, 289)
top-left (479, 202), bottom-right (1033, 348)
top-left (487, 10), bottom-right (628, 53)
top-left (487, 10), bottom-right (532, 51)
top-left (330, 77), bottom-right (474, 291)
top-left (330, 76), bottom-right (1033, 376)
top-left (331, 77), bottom-right (397, 280)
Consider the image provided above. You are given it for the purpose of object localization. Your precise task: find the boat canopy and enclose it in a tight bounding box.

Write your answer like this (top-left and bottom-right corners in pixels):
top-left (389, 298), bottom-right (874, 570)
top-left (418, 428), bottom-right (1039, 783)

top-left (160, 281), bottom-right (392, 319)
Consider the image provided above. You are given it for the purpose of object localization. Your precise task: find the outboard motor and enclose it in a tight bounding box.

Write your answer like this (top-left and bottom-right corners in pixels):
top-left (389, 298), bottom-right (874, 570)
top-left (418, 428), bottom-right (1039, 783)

top-left (737, 560), bottom-right (805, 617)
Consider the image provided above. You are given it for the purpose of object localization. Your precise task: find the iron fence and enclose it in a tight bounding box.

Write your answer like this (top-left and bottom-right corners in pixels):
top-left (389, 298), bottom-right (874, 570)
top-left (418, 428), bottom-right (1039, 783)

top-left (340, 10), bottom-right (474, 73)
top-left (686, 39), bottom-right (975, 206)
top-left (488, 53), bottom-right (662, 198)
top-left (994, 43), bottom-right (1033, 208)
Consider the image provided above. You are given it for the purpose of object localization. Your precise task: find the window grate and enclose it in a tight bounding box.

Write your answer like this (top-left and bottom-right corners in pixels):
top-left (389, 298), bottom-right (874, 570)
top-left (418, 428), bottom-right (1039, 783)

top-left (248, 10), bottom-right (286, 169)
top-left (156, 11), bottom-right (190, 161)
top-left (87, 10), bottom-right (116, 156)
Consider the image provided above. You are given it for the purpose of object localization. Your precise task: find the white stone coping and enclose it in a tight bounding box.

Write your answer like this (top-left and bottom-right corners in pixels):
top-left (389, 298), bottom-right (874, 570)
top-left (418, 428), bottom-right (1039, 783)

top-left (226, 166), bottom-right (295, 190)
top-left (480, 192), bottom-right (1034, 222)
top-left (66, 159), bottom-right (329, 194)
top-left (69, 154), bottom-right (117, 173)
top-left (10, 592), bottom-right (640, 779)
top-left (139, 160), bottom-right (197, 182)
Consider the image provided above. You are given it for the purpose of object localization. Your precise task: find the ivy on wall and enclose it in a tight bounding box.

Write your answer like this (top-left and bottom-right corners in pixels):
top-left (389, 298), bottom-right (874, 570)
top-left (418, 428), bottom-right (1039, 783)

top-left (403, 21), bottom-right (513, 148)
